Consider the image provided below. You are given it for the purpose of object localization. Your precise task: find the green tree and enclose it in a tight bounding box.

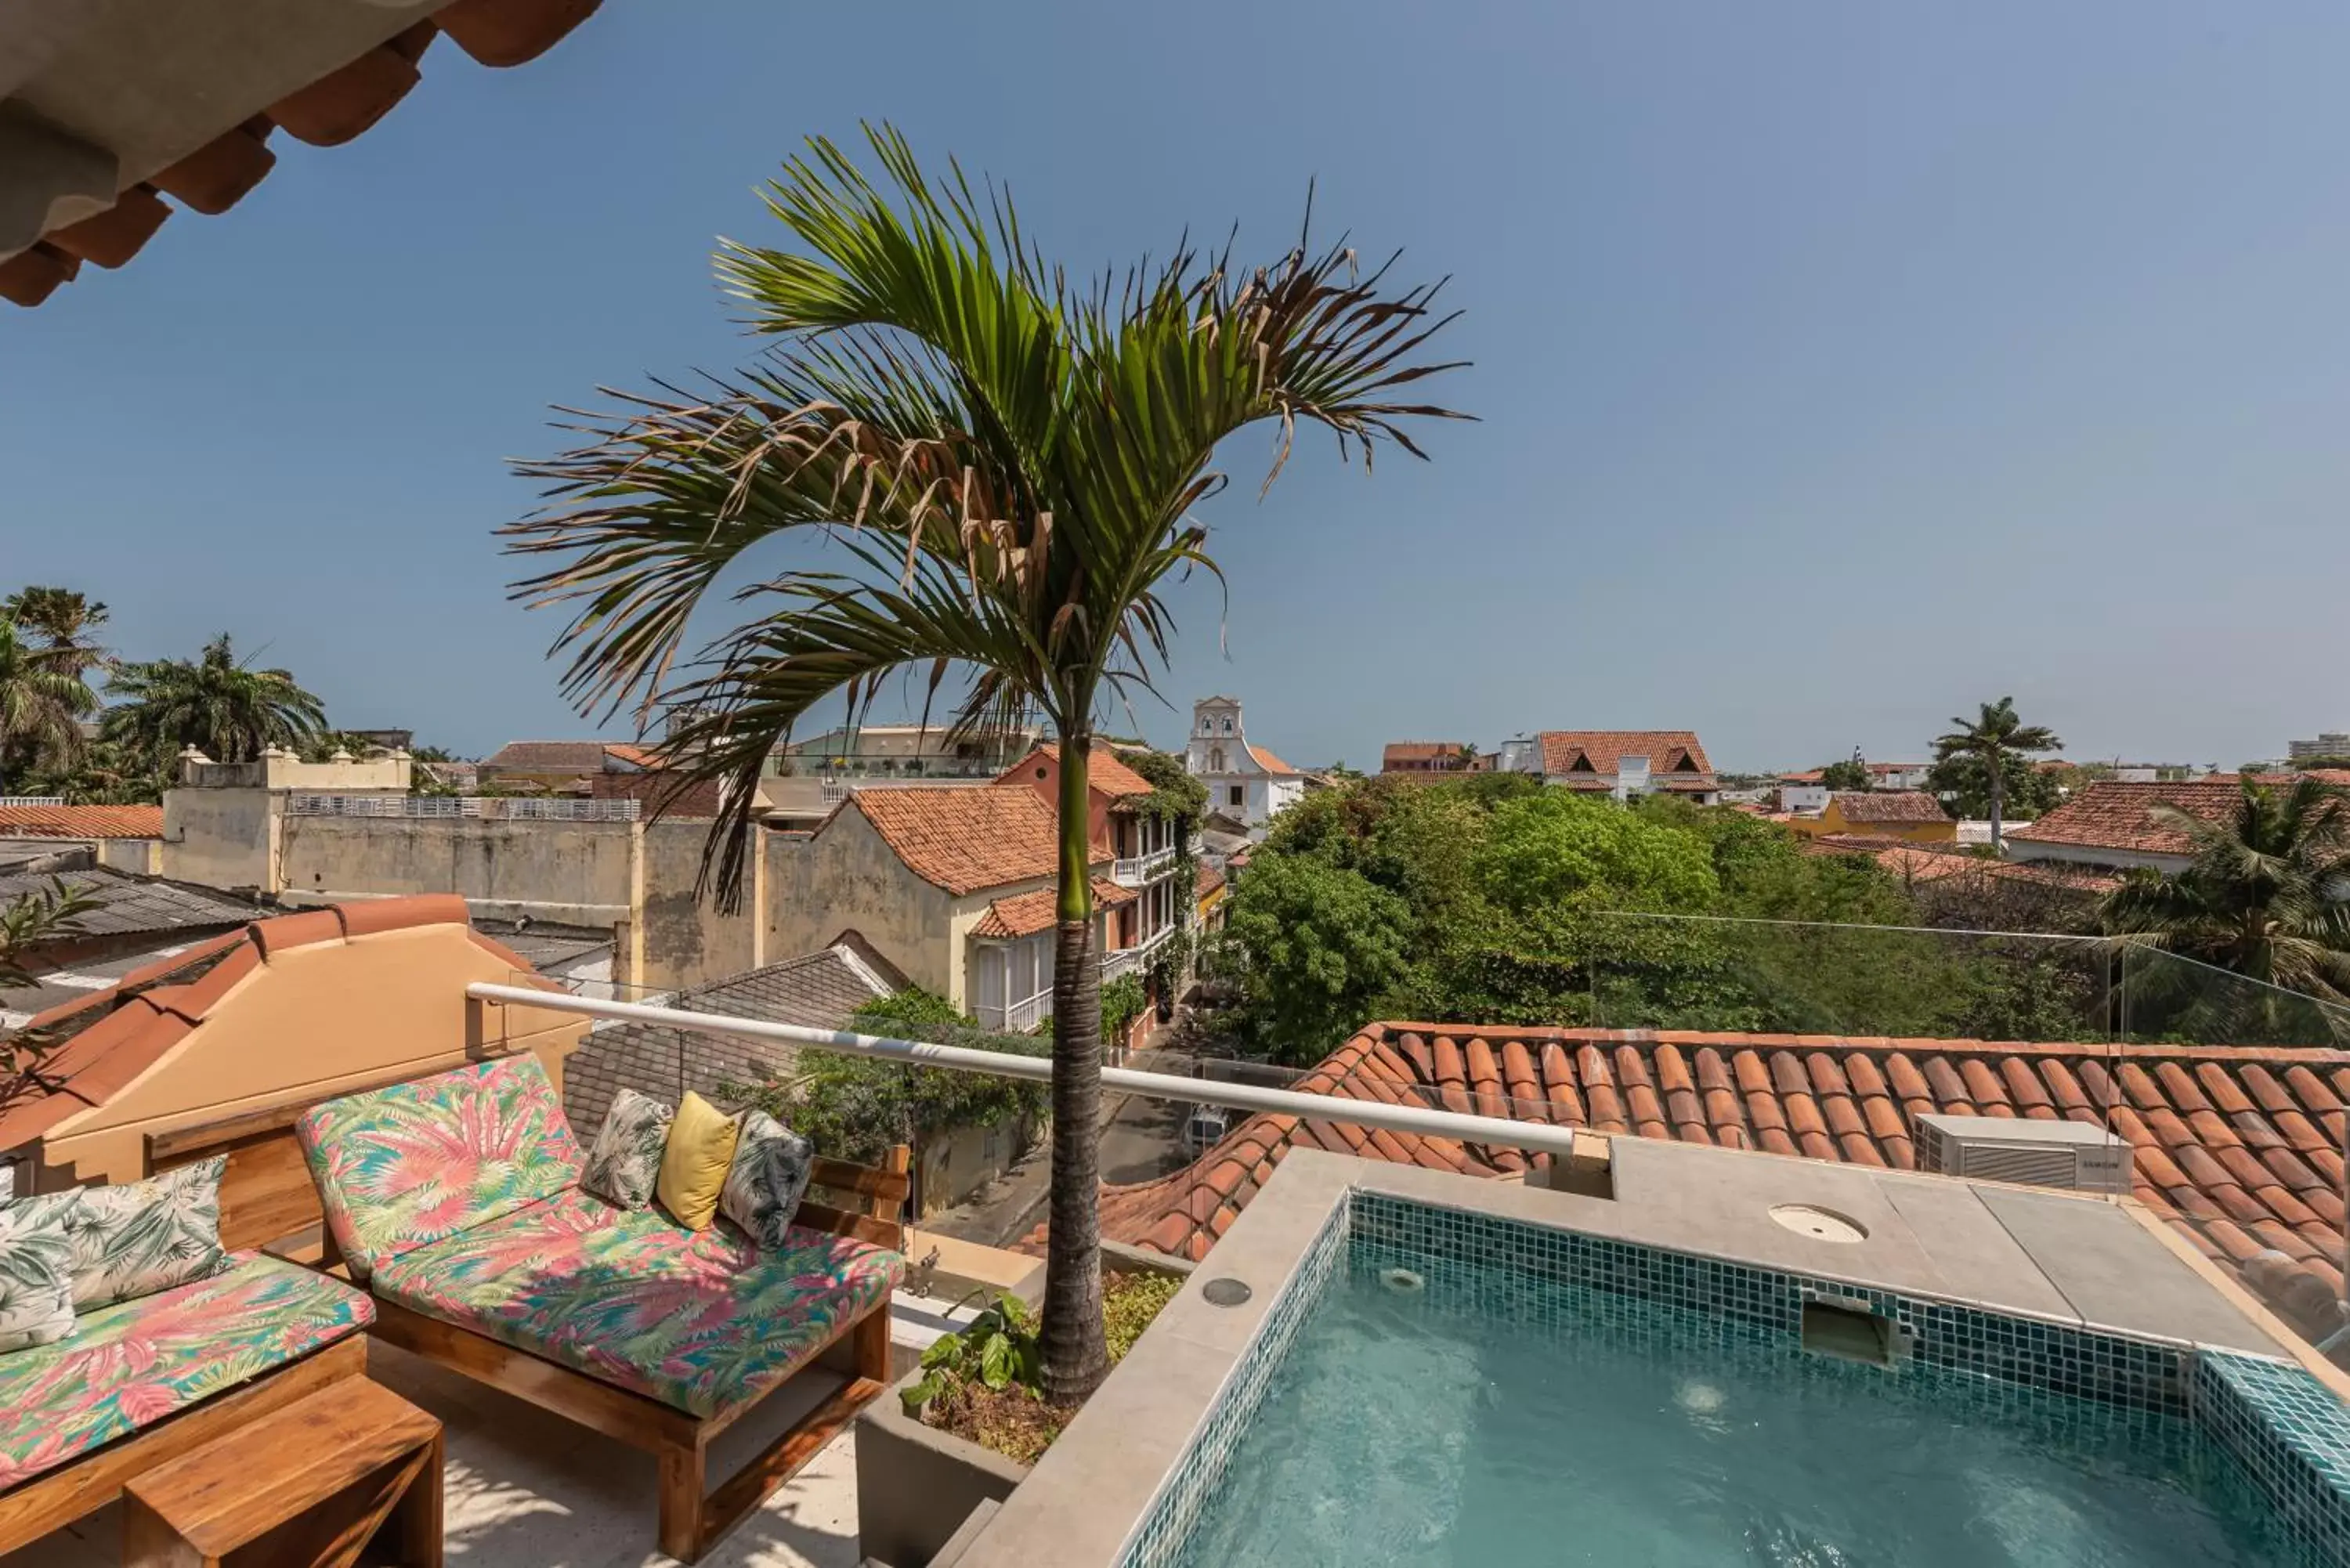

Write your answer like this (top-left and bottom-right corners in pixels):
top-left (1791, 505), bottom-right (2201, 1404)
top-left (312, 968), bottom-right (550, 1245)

top-left (103, 634), bottom-right (327, 768)
top-left (0, 877), bottom-right (99, 992)
top-left (0, 619), bottom-right (97, 789)
top-left (500, 126), bottom-right (1462, 1399)
top-left (1818, 750), bottom-right (1871, 792)
top-left (2101, 779), bottom-right (2350, 1020)
top-left (1925, 750), bottom-right (2059, 827)
top-left (2, 587), bottom-right (110, 681)
top-left (1932, 697), bottom-right (2063, 851)
top-left (1221, 854), bottom-right (1412, 1062)
top-left (1473, 791), bottom-right (1719, 915)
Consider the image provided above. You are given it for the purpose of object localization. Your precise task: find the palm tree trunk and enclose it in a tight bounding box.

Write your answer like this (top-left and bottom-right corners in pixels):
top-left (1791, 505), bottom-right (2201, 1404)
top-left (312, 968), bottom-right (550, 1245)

top-left (1988, 750), bottom-right (2005, 855)
top-left (1039, 732), bottom-right (1109, 1403)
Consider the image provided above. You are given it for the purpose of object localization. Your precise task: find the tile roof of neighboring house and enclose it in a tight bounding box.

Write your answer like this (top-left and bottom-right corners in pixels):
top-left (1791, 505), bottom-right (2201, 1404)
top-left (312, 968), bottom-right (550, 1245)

top-left (1797, 836), bottom-right (2120, 894)
top-left (0, 866), bottom-right (262, 939)
top-left (1383, 742), bottom-right (1465, 767)
top-left (598, 742), bottom-right (662, 769)
top-left (1539, 731), bottom-right (1712, 777)
top-left (1003, 743), bottom-right (1158, 801)
top-left (848, 785), bottom-right (1068, 896)
top-left (1068, 1022), bottom-right (2350, 1338)
top-left (561, 936), bottom-right (906, 1136)
top-left (971, 879), bottom-right (1137, 939)
top-left (480, 740), bottom-right (642, 772)
top-left (1831, 791), bottom-right (1950, 825)
top-left (0, 894), bottom-right (516, 1153)
top-left (1247, 745), bottom-right (1301, 776)
top-left (1197, 864), bottom-right (1228, 901)
top-left (2, 2), bottom-right (604, 309)
top-left (2006, 781), bottom-right (2246, 858)
top-left (1781, 770), bottom-right (1824, 785)
top-left (0, 804), bottom-right (164, 840)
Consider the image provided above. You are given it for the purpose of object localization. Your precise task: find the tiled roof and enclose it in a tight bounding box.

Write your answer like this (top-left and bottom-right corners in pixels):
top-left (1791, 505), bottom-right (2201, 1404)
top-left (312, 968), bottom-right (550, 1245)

top-left (598, 742), bottom-right (661, 769)
top-left (0, 804), bottom-right (164, 840)
top-left (971, 879), bottom-right (1136, 939)
top-left (1382, 742), bottom-right (1464, 766)
top-left (1781, 770), bottom-right (1824, 784)
top-left (2, 2), bottom-right (603, 309)
top-left (0, 866), bottom-right (260, 938)
top-left (481, 741), bottom-right (634, 772)
top-left (1248, 744), bottom-right (1301, 776)
top-left (1001, 743), bottom-right (1158, 801)
top-left (1831, 791), bottom-right (1949, 825)
top-left (1538, 731), bottom-right (1712, 777)
top-left (0, 894), bottom-right (498, 1152)
top-left (1798, 835), bottom-right (2120, 894)
top-left (1075, 1022), bottom-right (2350, 1339)
top-left (849, 786), bottom-right (1067, 896)
top-left (2006, 781), bottom-right (2246, 857)
top-left (561, 938), bottom-right (902, 1136)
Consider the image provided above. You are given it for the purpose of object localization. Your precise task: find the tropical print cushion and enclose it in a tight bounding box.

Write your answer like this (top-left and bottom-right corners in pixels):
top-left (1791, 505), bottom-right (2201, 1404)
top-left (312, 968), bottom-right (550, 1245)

top-left (373, 1188), bottom-right (902, 1419)
top-left (581, 1089), bottom-right (673, 1211)
top-left (60, 1156), bottom-right (229, 1312)
top-left (298, 1052), bottom-right (584, 1280)
top-left (0, 1194), bottom-right (78, 1353)
top-left (720, 1111), bottom-right (815, 1249)
top-left (0, 1253), bottom-right (372, 1491)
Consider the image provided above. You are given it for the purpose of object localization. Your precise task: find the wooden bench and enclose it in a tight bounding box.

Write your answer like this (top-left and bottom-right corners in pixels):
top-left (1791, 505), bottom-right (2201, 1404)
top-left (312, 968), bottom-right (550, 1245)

top-left (123, 1378), bottom-right (442, 1568)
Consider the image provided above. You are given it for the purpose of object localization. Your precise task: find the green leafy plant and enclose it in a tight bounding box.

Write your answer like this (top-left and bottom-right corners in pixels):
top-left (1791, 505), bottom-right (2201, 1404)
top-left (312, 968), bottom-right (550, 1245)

top-left (902, 1291), bottom-right (1041, 1413)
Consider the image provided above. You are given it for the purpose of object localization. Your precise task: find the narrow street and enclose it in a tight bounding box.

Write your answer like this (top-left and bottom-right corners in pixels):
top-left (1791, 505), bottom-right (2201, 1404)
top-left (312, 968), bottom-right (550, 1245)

top-left (921, 1037), bottom-right (1202, 1249)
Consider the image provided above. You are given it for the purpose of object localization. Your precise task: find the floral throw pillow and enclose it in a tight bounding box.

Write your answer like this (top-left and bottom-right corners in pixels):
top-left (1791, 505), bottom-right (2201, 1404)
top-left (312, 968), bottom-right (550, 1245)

top-left (0, 1192), bottom-right (78, 1352)
top-left (720, 1111), bottom-right (816, 1249)
top-left (65, 1155), bottom-right (229, 1312)
top-left (581, 1089), bottom-right (674, 1211)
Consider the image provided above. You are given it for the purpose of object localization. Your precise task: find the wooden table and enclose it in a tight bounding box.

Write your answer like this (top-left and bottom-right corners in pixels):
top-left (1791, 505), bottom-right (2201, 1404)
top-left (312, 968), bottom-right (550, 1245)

top-left (122, 1378), bottom-right (442, 1568)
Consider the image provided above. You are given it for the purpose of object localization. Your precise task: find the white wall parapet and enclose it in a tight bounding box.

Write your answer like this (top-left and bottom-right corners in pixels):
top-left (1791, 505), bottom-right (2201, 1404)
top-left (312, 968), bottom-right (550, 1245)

top-left (287, 795), bottom-right (642, 822)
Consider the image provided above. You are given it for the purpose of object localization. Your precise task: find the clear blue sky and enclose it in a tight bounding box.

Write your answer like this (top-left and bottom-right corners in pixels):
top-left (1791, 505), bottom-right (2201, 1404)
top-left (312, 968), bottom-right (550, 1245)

top-left (9, 3), bottom-right (2348, 772)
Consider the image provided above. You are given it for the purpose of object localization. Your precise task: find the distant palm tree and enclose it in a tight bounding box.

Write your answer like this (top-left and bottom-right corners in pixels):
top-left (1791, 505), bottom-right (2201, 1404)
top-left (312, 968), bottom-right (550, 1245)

top-left (0, 619), bottom-right (96, 789)
top-left (1453, 743), bottom-right (1479, 771)
top-left (2102, 778), bottom-right (2350, 1013)
top-left (2, 587), bottom-right (111, 681)
top-left (104, 634), bottom-right (327, 767)
top-left (1933, 696), bottom-right (2061, 853)
top-left (504, 125), bottom-right (1464, 1399)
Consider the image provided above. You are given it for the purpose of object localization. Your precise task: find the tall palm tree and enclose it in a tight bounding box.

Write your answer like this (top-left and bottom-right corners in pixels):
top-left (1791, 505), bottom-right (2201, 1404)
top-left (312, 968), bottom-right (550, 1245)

top-left (103, 634), bottom-right (327, 767)
top-left (2, 587), bottom-right (111, 681)
top-left (504, 125), bottom-right (1465, 1398)
top-left (2102, 778), bottom-right (2350, 1017)
top-left (0, 619), bottom-right (96, 789)
top-left (1933, 696), bottom-right (2061, 853)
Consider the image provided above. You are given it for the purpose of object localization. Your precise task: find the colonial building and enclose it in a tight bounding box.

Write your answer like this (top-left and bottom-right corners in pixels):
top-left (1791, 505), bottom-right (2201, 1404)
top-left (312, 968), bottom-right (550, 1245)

top-left (1183, 696), bottom-right (1306, 840)
top-left (1496, 730), bottom-right (1719, 804)
top-left (1784, 791), bottom-right (1957, 845)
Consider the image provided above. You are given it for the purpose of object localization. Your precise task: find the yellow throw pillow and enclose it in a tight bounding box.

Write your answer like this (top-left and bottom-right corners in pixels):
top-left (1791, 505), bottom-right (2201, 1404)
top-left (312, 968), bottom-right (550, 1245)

top-left (656, 1091), bottom-right (742, 1231)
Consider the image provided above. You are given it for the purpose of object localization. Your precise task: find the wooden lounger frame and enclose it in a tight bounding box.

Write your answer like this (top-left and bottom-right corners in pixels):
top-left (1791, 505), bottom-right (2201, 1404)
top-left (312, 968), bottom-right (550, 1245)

top-left (357, 1147), bottom-right (913, 1564)
top-left (0, 1334), bottom-right (369, 1556)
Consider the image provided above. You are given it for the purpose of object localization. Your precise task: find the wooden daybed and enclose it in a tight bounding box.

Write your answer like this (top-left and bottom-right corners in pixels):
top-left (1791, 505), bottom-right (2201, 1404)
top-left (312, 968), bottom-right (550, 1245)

top-left (296, 1053), bottom-right (910, 1563)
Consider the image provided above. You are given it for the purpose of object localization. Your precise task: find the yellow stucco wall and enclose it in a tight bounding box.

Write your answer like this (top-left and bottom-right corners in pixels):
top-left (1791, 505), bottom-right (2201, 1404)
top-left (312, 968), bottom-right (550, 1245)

top-left (1788, 804), bottom-right (1958, 844)
top-left (35, 922), bottom-right (585, 1191)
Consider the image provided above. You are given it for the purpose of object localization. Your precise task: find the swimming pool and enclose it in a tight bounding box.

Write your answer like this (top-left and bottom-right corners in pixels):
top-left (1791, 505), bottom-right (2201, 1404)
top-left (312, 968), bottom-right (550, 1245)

top-left (1118, 1193), bottom-right (2350, 1568)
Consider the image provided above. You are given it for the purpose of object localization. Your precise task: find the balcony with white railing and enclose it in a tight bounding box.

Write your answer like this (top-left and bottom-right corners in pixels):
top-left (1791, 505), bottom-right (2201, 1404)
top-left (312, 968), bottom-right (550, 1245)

top-left (1110, 845), bottom-right (1177, 887)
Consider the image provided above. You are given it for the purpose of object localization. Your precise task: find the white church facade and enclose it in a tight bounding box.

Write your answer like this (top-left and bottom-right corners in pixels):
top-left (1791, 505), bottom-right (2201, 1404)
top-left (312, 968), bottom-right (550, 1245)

top-left (1184, 695), bottom-right (1306, 840)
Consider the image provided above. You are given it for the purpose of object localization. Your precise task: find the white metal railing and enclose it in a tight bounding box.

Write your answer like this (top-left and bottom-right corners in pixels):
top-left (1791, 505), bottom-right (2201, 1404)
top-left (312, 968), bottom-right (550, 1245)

top-left (0, 797), bottom-right (64, 807)
top-left (1111, 847), bottom-right (1177, 887)
top-left (466, 982), bottom-right (1586, 1158)
top-left (287, 795), bottom-right (642, 822)
top-left (974, 994), bottom-right (1048, 1033)
top-left (1101, 946), bottom-right (1141, 981)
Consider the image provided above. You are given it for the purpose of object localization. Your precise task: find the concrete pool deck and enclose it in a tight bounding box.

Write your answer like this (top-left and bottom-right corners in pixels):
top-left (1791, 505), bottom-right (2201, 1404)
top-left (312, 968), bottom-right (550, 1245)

top-left (954, 1139), bottom-right (2319, 1568)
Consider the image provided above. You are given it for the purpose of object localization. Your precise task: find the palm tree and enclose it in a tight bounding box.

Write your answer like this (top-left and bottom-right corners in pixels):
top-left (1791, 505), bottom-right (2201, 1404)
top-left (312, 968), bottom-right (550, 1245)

top-left (0, 619), bottom-right (96, 789)
top-left (504, 125), bottom-right (1464, 1399)
top-left (1932, 696), bottom-right (2061, 853)
top-left (1453, 742), bottom-right (1480, 772)
top-left (103, 634), bottom-right (327, 767)
top-left (2102, 779), bottom-right (2350, 1020)
top-left (2, 587), bottom-right (111, 681)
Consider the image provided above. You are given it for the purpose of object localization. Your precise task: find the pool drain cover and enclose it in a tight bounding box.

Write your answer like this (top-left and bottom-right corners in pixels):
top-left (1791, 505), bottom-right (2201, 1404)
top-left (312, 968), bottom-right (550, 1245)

top-left (1769, 1204), bottom-right (1867, 1244)
top-left (1380, 1266), bottom-right (1426, 1294)
top-left (1202, 1277), bottom-right (1253, 1307)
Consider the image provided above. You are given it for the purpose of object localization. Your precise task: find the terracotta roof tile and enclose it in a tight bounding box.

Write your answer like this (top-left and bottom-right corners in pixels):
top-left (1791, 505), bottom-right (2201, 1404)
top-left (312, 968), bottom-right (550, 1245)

top-left (2006, 780), bottom-right (2252, 858)
top-left (849, 786), bottom-right (1066, 895)
top-left (1536, 731), bottom-right (1712, 777)
top-left (999, 743), bottom-right (1159, 801)
top-left (1055, 1020), bottom-right (2350, 1345)
top-left (1246, 744), bottom-right (1303, 776)
top-left (1830, 791), bottom-right (1950, 825)
top-left (0, 804), bottom-right (163, 839)
top-left (970, 878), bottom-right (1136, 938)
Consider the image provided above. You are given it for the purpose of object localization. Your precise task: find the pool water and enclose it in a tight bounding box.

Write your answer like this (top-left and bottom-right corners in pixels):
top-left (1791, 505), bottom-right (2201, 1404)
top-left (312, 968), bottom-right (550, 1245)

top-left (1172, 1241), bottom-right (2298, 1567)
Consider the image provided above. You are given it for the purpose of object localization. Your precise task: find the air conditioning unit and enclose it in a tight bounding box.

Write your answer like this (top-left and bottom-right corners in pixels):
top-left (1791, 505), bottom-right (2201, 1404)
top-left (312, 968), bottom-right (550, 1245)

top-left (1913, 1114), bottom-right (2133, 1194)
